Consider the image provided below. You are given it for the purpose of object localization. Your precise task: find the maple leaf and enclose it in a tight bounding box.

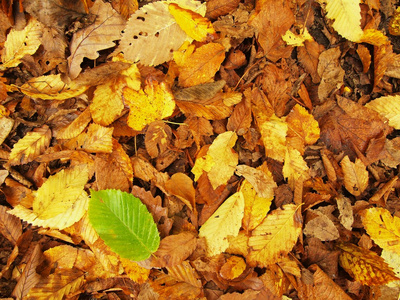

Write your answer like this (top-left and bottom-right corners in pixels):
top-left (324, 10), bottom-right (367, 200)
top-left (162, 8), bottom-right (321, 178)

top-left (199, 192), bottom-right (244, 256)
top-left (247, 204), bottom-right (302, 267)
top-left (192, 131), bottom-right (238, 190)
top-left (67, 0), bottom-right (126, 78)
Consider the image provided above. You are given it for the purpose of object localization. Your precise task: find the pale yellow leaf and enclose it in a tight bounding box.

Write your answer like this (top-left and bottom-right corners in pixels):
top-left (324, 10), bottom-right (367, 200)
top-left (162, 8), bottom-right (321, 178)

top-left (114, 0), bottom-right (205, 66)
top-left (259, 114), bottom-right (288, 162)
top-left (0, 116), bottom-right (14, 145)
top-left (247, 204), bottom-right (302, 267)
top-left (361, 207), bottom-right (400, 255)
top-left (124, 81), bottom-right (175, 131)
top-left (341, 156), bottom-right (368, 196)
top-left (365, 95), bottom-right (400, 129)
top-left (9, 125), bottom-right (51, 165)
top-left (33, 164), bottom-right (89, 219)
top-left (192, 131), bottom-right (238, 190)
top-left (68, 1), bottom-right (126, 78)
top-left (324, 0), bottom-right (363, 42)
top-left (8, 191), bottom-right (88, 230)
top-left (282, 147), bottom-right (310, 190)
top-left (20, 74), bottom-right (88, 100)
top-left (282, 27), bottom-right (313, 47)
top-left (1, 18), bottom-right (43, 70)
top-left (169, 3), bottom-right (215, 42)
top-left (199, 192), bottom-right (245, 256)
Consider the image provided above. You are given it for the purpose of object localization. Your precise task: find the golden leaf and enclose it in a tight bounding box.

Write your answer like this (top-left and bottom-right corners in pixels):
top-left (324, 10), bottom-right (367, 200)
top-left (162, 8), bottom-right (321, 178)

top-left (282, 27), bottom-right (313, 47)
top-left (27, 269), bottom-right (85, 299)
top-left (192, 131), bottom-right (238, 190)
top-left (1, 18), bottom-right (43, 70)
top-left (9, 125), bottom-right (51, 166)
top-left (286, 104), bottom-right (320, 155)
top-left (226, 231), bottom-right (249, 257)
top-left (124, 81), bottom-right (175, 131)
top-left (91, 61), bottom-right (141, 126)
top-left (219, 256), bottom-right (246, 280)
top-left (169, 3), bottom-right (215, 42)
top-left (389, 7), bottom-right (400, 36)
top-left (282, 147), bottom-right (310, 190)
top-left (337, 242), bottom-right (399, 285)
top-left (20, 74), bottom-right (88, 100)
top-left (259, 114), bottom-right (288, 162)
top-left (199, 192), bottom-right (245, 256)
top-left (359, 29), bottom-right (389, 46)
top-left (247, 204), bottom-right (302, 267)
top-left (65, 123), bottom-right (113, 153)
top-left (340, 156), bottom-right (368, 196)
top-left (361, 207), bottom-right (400, 255)
top-left (56, 107), bottom-right (92, 140)
top-left (235, 164), bottom-right (276, 199)
top-left (174, 42), bottom-right (225, 87)
top-left (365, 95), bottom-right (400, 130)
top-left (8, 191), bottom-right (88, 230)
top-left (324, 0), bottom-right (363, 42)
top-left (120, 257), bottom-right (150, 283)
top-left (0, 116), bottom-right (14, 146)
top-left (68, 1), bottom-right (126, 78)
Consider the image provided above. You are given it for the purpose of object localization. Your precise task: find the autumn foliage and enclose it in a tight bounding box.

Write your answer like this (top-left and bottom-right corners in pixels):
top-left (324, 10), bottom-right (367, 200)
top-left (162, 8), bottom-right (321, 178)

top-left (1, 0), bottom-right (400, 299)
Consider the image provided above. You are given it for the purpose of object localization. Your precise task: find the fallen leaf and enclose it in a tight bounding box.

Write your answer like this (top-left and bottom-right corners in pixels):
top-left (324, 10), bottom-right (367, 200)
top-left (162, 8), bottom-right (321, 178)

top-left (192, 131), bottom-right (238, 190)
top-left (199, 192), bottom-right (244, 256)
top-left (303, 210), bottom-right (340, 241)
top-left (247, 204), bottom-right (302, 267)
top-left (0, 205), bottom-right (22, 245)
top-left (282, 147), bottom-right (310, 190)
top-left (365, 95), bottom-right (400, 129)
top-left (165, 173), bottom-right (195, 211)
top-left (341, 156), bottom-right (368, 196)
top-left (258, 114), bottom-right (288, 162)
top-left (219, 256), bottom-right (246, 280)
top-left (124, 81), bottom-right (175, 131)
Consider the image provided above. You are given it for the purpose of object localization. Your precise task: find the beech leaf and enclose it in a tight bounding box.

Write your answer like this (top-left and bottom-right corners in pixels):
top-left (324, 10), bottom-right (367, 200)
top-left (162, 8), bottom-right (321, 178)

top-left (88, 189), bottom-right (160, 261)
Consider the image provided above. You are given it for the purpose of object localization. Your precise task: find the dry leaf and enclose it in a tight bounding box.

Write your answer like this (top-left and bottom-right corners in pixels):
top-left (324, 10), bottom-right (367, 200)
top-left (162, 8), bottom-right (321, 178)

top-left (0, 205), bottom-right (22, 245)
top-left (340, 156), bottom-right (368, 196)
top-left (219, 256), bottom-right (246, 280)
top-left (165, 173), bottom-right (195, 211)
top-left (365, 95), bottom-right (400, 129)
top-left (258, 114), bottom-right (288, 162)
top-left (199, 192), bottom-right (245, 256)
top-left (124, 81), bottom-right (175, 131)
top-left (282, 147), bottom-right (310, 190)
top-left (192, 131), bottom-right (238, 190)
top-left (247, 204), bottom-right (302, 267)
top-left (303, 210), bottom-right (340, 241)
top-left (68, 1), bottom-right (126, 78)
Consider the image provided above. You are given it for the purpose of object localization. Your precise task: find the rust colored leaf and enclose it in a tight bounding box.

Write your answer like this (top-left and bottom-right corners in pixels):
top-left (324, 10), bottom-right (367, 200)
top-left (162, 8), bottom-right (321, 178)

top-left (165, 173), bottom-right (195, 211)
top-left (206, 0), bottom-right (240, 19)
top-left (297, 40), bottom-right (324, 83)
top-left (151, 232), bottom-right (197, 268)
top-left (0, 205), bottom-right (22, 245)
top-left (145, 120), bottom-right (172, 158)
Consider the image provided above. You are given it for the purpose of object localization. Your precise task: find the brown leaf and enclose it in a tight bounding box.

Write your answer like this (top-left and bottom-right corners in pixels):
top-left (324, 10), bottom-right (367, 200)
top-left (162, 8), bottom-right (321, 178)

top-left (227, 95), bottom-right (252, 135)
top-left (249, 0), bottom-right (294, 62)
top-left (145, 120), bottom-right (172, 158)
top-left (165, 173), bottom-right (195, 211)
top-left (0, 205), bottom-right (22, 245)
top-left (151, 232), bottom-right (197, 268)
top-left (206, 0), bottom-right (240, 19)
top-left (297, 40), bottom-right (324, 83)
top-left (357, 44), bottom-right (371, 73)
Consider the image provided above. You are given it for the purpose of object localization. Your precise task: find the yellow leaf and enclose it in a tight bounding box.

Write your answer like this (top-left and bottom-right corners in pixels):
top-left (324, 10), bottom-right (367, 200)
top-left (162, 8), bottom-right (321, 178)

top-left (282, 148), bottom-right (310, 190)
top-left (8, 191), bottom-right (88, 230)
top-left (359, 29), bottom-right (389, 46)
top-left (340, 156), bottom-right (368, 196)
top-left (247, 204), bottom-right (302, 267)
top-left (199, 192), bottom-right (245, 256)
top-left (0, 117), bottom-right (14, 146)
top-left (282, 27), bottom-right (313, 47)
top-left (337, 242), bottom-right (399, 285)
top-left (219, 256), bottom-right (247, 280)
top-left (120, 257), bottom-right (150, 283)
top-left (169, 3), bottom-right (215, 42)
top-left (124, 81), bottom-right (175, 131)
top-left (259, 114), bottom-right (288, 162)
top-left (174, 42), bottom-right (225, 87)
top-left (27, 269), bottom-right (85, 299)
top-left (34, 164), bottom-right (89, 219)
top-left (20, 74), bottom-right (89, 100)
top-left (1, 18), bottom-right (43, 70)
top-left (65, 123), bottom-right (113, 153)
top-left (365, 95), bottom-right (400, 129)
top-left (226, 231), bottom-right (249, 257)
top-left (192, 131), bottom-right (238, 190)
top-left (324, 0), bottom-right (363, 42)
top-left (235, 164), bottom-right (276, 199)
top-left (361, 207), bottom-right (400, 255)
top-left (9, 125), bottom-right (51, 166)
top-left (56, 107), bottom-right (92, 140)
top-left (286, 104), bottom-right (320, 155)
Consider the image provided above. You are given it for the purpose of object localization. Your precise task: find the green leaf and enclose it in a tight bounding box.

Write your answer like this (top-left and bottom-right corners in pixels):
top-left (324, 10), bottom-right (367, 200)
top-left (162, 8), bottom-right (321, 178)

top-left (88, 189), bottom-right (160, 261)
